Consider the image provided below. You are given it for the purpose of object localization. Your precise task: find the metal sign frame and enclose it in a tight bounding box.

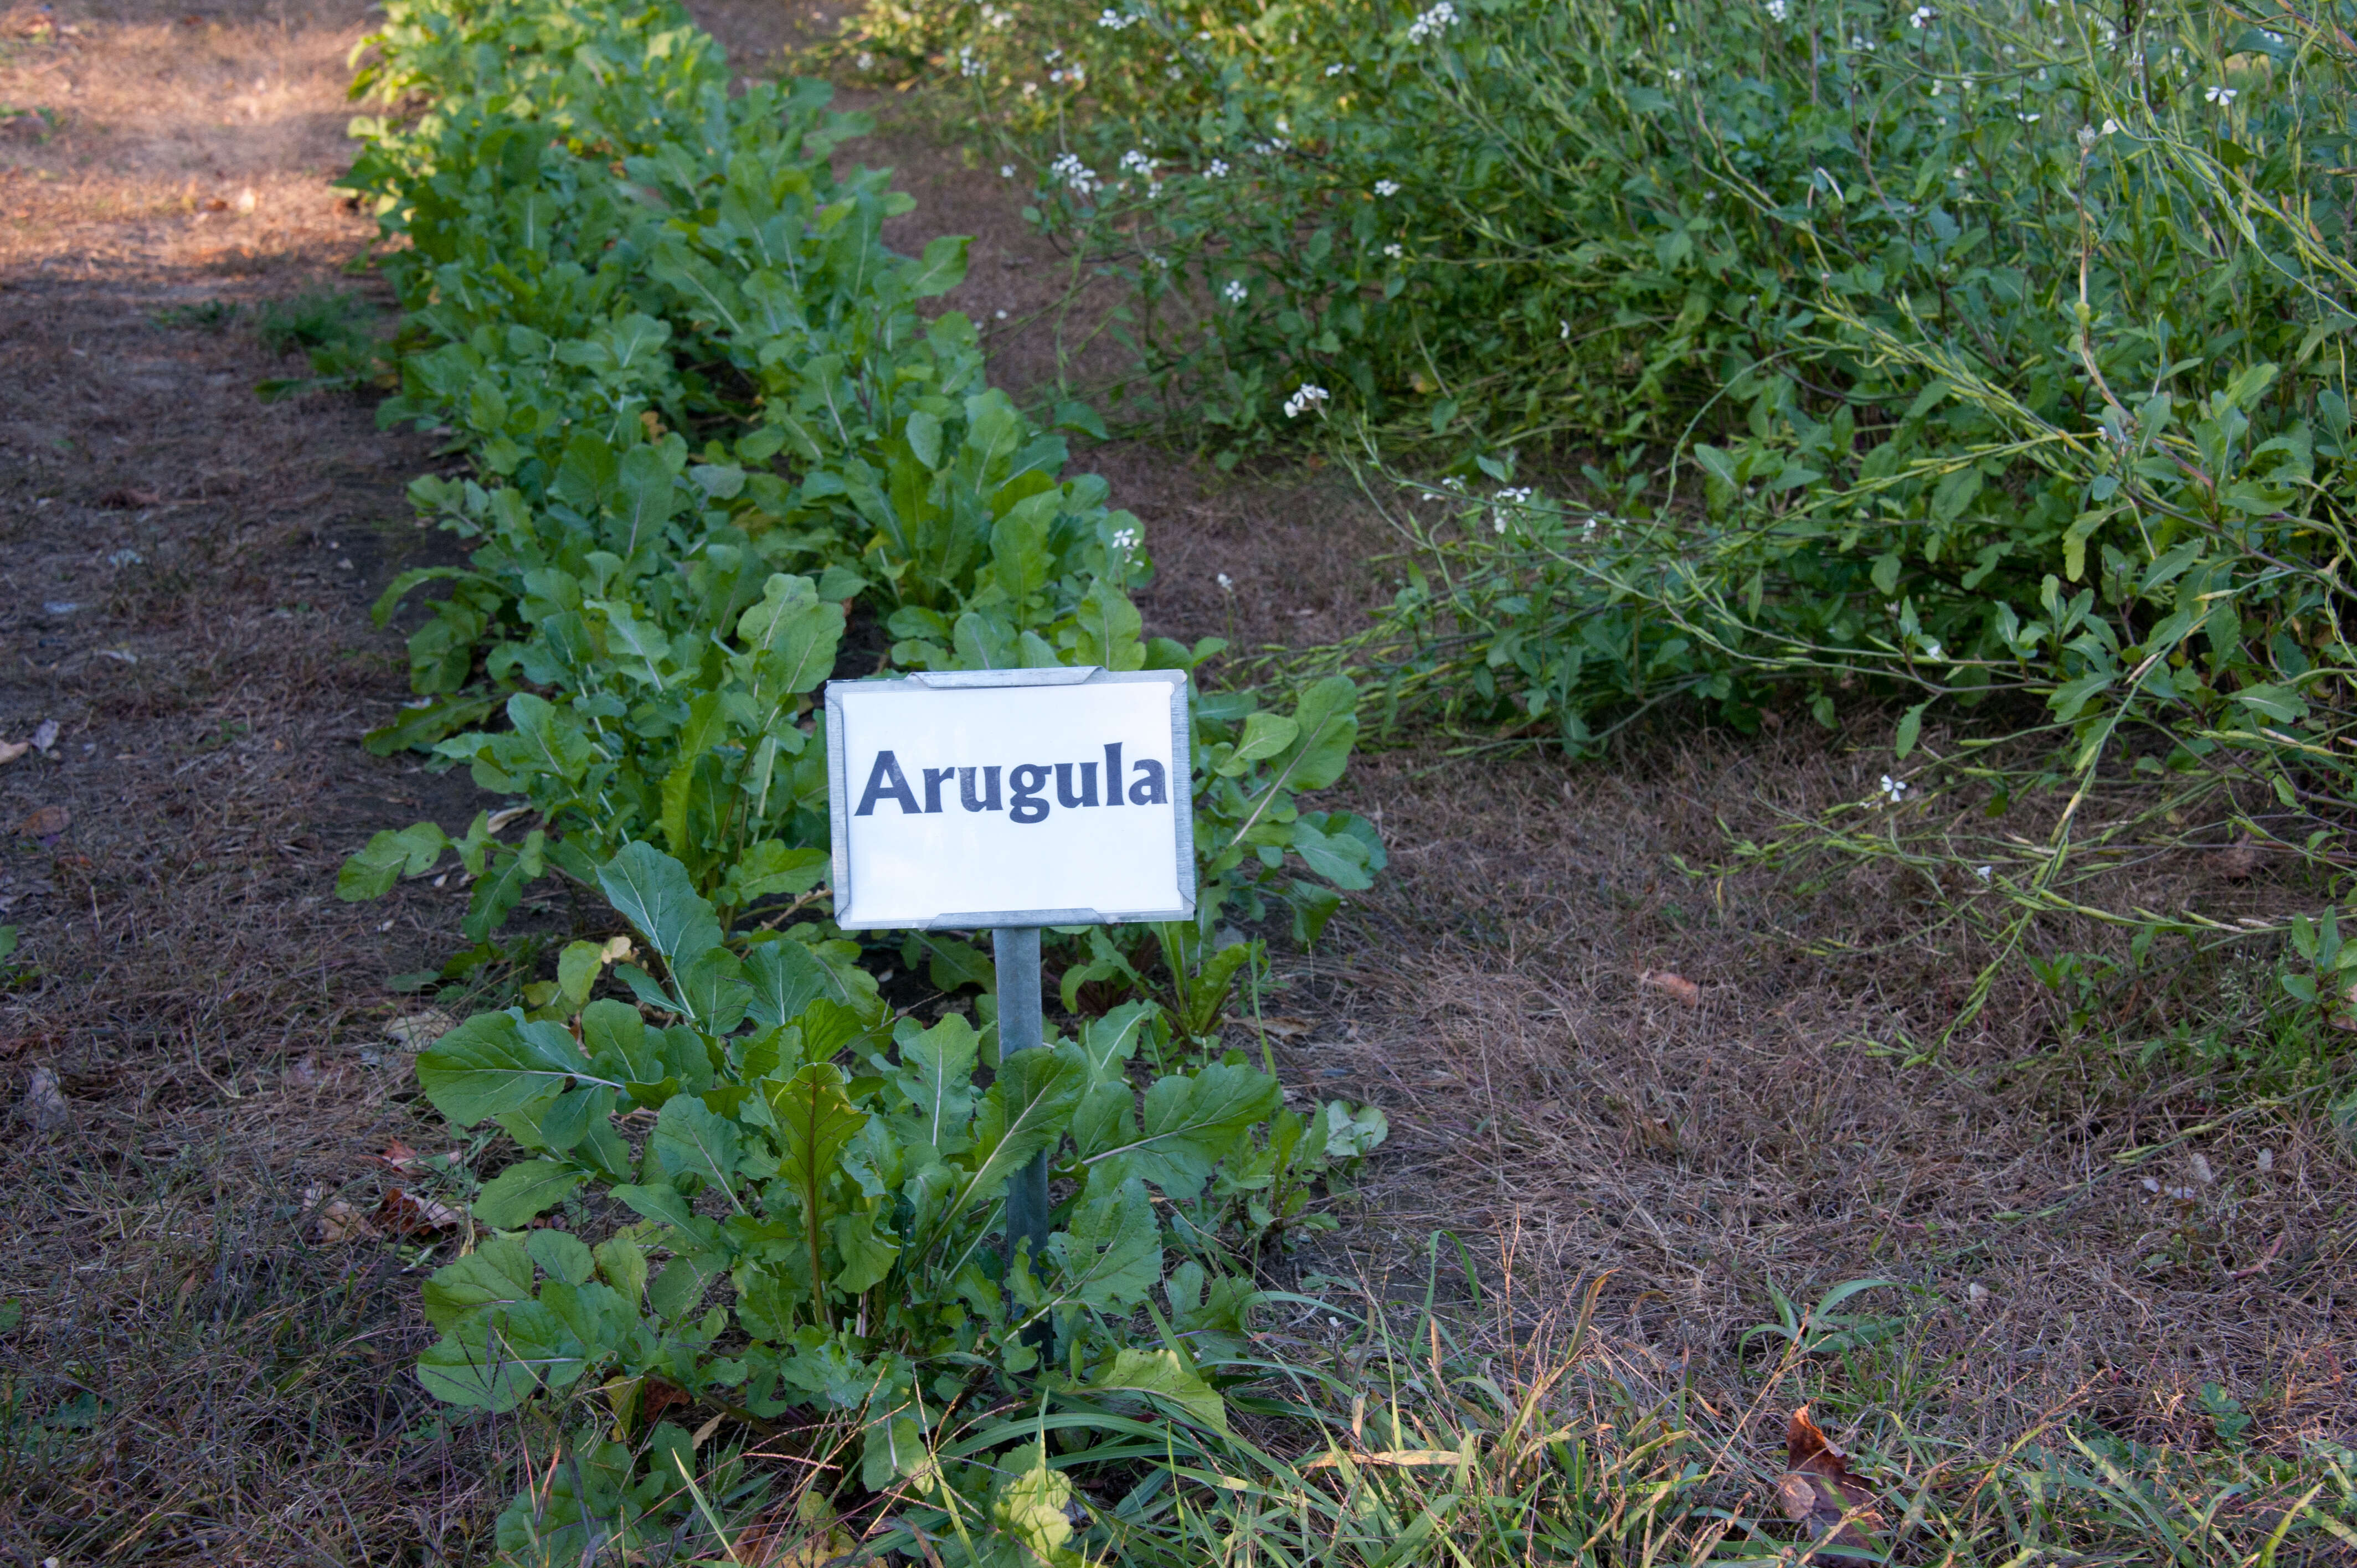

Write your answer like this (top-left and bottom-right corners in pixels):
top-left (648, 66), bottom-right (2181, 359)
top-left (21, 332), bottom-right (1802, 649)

top-left (822, 664), bottom-right (1195, 931)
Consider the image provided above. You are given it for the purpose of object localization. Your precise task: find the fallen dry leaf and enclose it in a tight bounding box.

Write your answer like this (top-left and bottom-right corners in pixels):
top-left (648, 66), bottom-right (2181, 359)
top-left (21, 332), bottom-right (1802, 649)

top-left (19, 805), bottom-right (69, 839)
top-left (303, 1184), bottom-right (376, 1244)
top-left (384, 1009), bottom-right (457, 1050)
top-left (1252, 1015), bottom-right (1316, 1039)
top-left (1774, 1406), bottom-right (1883, 1550)
top-left (2217, 838), bottom-right (2263, 880)
top-left (1637, 969), bottom-right (1702, 1007)
top-left (97, 487), bottom-right (162, 510)
top-left (20, 1065), bottom-right (68, 1129)
top-left (378, 1138), bottom-right (421, 1170)
top-left (0, 741), bottom-right (27, 766)
top-left (198, 196), bottom-right (229, 213)
top-left (373, 1186), bottom-right (463, 1238)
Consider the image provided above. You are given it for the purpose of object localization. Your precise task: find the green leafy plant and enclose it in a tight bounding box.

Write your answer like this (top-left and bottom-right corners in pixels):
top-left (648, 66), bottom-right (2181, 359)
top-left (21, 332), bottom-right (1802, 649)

top-left (1740, 1277), bottom-right (1907, 1360)
top-left (334, 0), bottom-right (1378, 963)
top-left (408, 840), bottom-right (1322, 1552)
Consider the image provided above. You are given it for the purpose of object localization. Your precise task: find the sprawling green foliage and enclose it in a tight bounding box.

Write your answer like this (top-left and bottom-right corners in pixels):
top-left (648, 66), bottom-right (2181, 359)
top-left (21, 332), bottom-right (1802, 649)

top-left (856, 0), bottom-right (2357, 1039)
top-left (330, 0), bottom-right (1392, 1552)
top-left (405, 839), bottom-right (1383, 1556)
top-left (336, 0), bottom-right (1377, 947)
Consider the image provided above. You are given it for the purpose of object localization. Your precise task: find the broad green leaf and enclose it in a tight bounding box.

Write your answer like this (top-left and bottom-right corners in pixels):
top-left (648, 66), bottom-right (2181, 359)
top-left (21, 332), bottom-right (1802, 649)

top-left (653, 1094), bottom-right (744, 1195)
top-left (1893, 700), bottom-right (1931, 760)
top-left (990, 1448), bottom-right (1084, 1568)
top-left (675, 947), bottom-right (753, 1035)
top-left (938, 1045), bottom-right (1087, 1236)
top-left (597, 842), bottom-right (722, 967)
top-left (829, 1208), bottom-right (900, 1293)
top-left (418, 1011), bottom-right (608, 1127)
top-left (2233, 683), bottom-right (2307, 724)
top-left (421, 1236), bottom-right (534, 1333)
top-left (474, 1159), bottom-right (588, 1228)
top-left (610, 1181), bottom-right (703, 1233)
top-left (1067, 580), bottom-right (1144, 670)
top-left (1282, 677), bottom-right (1360, 792)
top-left (908, 234), bottom-right (970, 297)
top-left (336, 822), bottom-right (450, 901)
top-left (1231, 710), bottom-right (1299, 766)
top-left (527, 1229), bottom-right (596, 1286)
top-left (768, 1062), bottom-right (869, 1236)
top-left (722, 841), bottom-right (830, 909)
top-left (891, 1013), bottom-right (980, 1160)
top-left (1052, 1177), bottom-right (1160, 1315)
top-left (1073, 1344), bottom-right (1226, 1434)
top-left (417, 1299), bottom-right (586, 1412)
top-left (1088, 1062), bottom-right (1281, 1197)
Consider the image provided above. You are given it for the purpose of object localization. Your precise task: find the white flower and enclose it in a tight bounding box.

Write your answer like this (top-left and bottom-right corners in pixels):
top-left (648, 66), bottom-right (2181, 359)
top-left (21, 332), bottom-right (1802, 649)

top-left (2017, 112), bottom-right (2041, 123)
top-left (994, 309), bottom-right (1008, 319)
top-left (1222, 279), bottom-right (1248, 304)
top-left (1374, 178), bottom-right (1401, 196)
top-left (1120, 149), bottom-right (1156, 176)
top-left (1049, 152), bottom-right (1100, 196)
top-left (1879, 775), bottom-right (1910, 804)
top-left (1667, 68), bottom-right (1684, 82)
top-left (1406, 1), bottom-right (1457, 44)
top-left (2077, 123), bottom-right (2097, 151)
top-left (1217, 572), bottom-right (1236, 592)
top-left (1097, 7), bottom-right (1136, 28)
top-left (1000, 163), bottom-right (1015, 178)
top-left (1909, 6), bottom-right (1934, 28)
top-left (1765, 0), bottom-right (1787, 20)
top-left (2205, 84), bottom-right (2237, 106)
top-left (1283, 384), bottom-right (1330, 418)
top-left (857, 50), bottom-right (874, 69)
top-left (1490, 487), bottom-right (1534, 530)
top-left (1205, 158), bottom-right (1230, 178)
top-left (1558, 320), bottom-right (1569, 339)
top-left (1325, 61), bottom-right (1348, 76)
top-left (1109, 525), bottom-right (1141, 550)
top-left (1952, 165), bottom-right (1969, 179)
top-left (1383, 243), bottom-right (1403, 259)
top-left (959, 47), bottom-right (984, 78)
top-left (2102, 118), bottom-right (2121, 135)
top-left (1974, 865), bottom-right (1992, 881)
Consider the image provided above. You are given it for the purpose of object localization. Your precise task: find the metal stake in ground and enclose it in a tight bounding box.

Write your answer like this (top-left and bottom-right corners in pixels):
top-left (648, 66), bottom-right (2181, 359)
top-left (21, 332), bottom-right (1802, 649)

top-left (994, 926), bottom-right (1051, 1280)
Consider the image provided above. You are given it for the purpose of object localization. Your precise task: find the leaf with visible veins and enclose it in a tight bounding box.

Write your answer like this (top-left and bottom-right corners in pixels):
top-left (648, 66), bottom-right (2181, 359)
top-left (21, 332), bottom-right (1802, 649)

top-left (1774, 1406), bottom-right (1883, 1550)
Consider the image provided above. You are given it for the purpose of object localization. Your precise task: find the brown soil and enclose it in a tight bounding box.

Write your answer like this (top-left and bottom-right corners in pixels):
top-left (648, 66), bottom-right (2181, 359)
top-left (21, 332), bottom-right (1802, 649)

top-left (0, 0), bottom-right (2346, 1561)
top-left (0, 1), bottom-right (507, 1559)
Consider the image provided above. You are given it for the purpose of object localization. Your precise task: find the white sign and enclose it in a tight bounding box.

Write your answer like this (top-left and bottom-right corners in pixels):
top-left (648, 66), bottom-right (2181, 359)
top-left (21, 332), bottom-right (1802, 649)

top-left (825, 667), bottom-right (1193, 930)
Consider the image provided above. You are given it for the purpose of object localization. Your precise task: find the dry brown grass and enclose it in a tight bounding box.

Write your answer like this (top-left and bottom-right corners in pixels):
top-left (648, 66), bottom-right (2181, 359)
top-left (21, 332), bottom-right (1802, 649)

top-left (0, 2), bottom-right (526, 1560)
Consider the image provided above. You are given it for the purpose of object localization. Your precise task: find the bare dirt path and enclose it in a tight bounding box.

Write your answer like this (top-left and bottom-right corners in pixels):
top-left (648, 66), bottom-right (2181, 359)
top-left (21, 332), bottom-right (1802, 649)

top-left (0, 2), bottom-right (498, 1560)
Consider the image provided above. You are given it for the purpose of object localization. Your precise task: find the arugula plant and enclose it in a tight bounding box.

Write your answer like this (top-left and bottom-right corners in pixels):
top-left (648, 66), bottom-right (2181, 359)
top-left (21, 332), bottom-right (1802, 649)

top-left (335, 0), bottom-right (1378, 963)
top-left (406, 841), bottom-right (1371, 1552)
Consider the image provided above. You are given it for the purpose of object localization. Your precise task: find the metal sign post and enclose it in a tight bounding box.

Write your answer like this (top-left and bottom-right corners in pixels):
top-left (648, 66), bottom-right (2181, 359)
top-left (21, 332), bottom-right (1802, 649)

top-left (825, 666), bottom-right (1193, 1296)
top-left (992, 927), bottom-right (1050, 1271)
